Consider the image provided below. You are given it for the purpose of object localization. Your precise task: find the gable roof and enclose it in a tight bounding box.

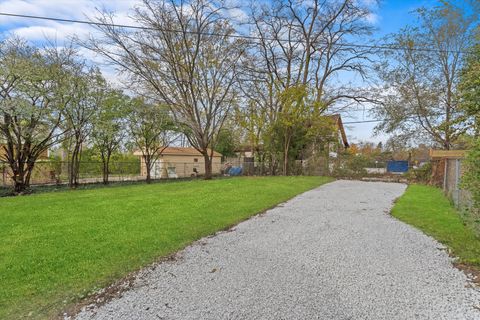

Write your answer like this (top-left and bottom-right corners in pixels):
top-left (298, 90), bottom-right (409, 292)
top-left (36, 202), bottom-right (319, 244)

top-left (326, 114), bottom-right (349, 148)
top-left (134, 147), bottom-right (222, 157)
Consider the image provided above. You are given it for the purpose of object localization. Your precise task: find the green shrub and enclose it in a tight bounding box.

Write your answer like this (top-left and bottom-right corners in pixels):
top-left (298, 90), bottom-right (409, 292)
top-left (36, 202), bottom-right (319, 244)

top-left (406, 162), bottom-right (432, 183)
top-left (463, 140), bottom-right (480, 213)
top-left (331, 154), bottom-right (369, 178)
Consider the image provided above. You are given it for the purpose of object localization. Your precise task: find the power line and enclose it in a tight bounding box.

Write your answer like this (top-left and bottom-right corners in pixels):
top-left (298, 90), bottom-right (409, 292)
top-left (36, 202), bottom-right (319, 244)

top-left (343, 119), bottom-right (384, 124)
top-left (0, 12), bottom-right (469, 124)
top-left (342, 112), bottom-right (456, 125)
top-left (0, 12), bottom-right (472, 55)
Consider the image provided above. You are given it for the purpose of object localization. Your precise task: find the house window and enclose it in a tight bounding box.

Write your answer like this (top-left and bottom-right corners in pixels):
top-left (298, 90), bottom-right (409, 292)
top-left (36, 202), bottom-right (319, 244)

top-left (193, 158), bottom-right (198, 163)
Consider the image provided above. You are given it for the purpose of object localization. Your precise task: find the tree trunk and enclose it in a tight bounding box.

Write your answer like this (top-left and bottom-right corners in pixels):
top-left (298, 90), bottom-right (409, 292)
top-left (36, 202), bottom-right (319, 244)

top-left (283, 133), bottom-right (291, 176)
top-left (24, 162), bottom-right (34, 189)
top-left (258, 151), bottom-right (265, 176)
top-left (102, 161), bottom-right (109, 185)
top-left (101, 152), bottom-right (111, 185)
top-left (11, 162), bottom-right (35, 194)
top-left (144, 155), bottom-right (152, 184)
top-left (13, 180), bottom-right (27, 194)
top-left (269, 154), bottom-right (278, 176)
top-left (69, 144), bottom-right (81, 189)
top-left (13, 170), bottom-right (27, 194)
top-left (203, 153), bottom-right (212, 180)
top-left (146, 169), bottom-right (151, 183)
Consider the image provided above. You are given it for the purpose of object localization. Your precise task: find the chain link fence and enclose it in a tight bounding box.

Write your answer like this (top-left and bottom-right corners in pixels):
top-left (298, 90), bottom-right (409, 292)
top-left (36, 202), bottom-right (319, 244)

top-left (223, 155), bottom-right (390, 178)
top-left (1, 160), bottom-right (228, 188)
top-left (0, 154), bottom-right (402, 192)
top-left (1, 160), bottom-right (142, 187)
top-left (443, 158), bottom-right (473, 209)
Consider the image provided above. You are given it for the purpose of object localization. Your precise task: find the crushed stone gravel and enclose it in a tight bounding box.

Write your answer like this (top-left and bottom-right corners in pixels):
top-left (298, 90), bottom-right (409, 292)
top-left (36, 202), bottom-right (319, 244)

top-left (74, 180), bottom-right (480, 320)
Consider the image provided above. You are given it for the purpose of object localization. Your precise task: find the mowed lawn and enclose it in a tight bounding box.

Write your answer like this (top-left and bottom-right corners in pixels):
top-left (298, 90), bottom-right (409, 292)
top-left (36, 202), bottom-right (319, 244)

top-left (392, 184), bottom-right (480, 267)
top-left (0, 176), bottom-right (331, 319)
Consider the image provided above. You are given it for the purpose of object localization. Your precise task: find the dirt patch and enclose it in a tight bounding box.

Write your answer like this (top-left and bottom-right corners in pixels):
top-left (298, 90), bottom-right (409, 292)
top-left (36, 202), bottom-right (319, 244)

top-left (454, 262), bottom-right (480, 286)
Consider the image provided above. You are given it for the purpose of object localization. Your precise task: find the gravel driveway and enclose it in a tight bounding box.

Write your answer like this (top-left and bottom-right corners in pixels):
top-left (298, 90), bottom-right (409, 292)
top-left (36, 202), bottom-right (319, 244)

top-left (75, 180), bottom-right (480, 320)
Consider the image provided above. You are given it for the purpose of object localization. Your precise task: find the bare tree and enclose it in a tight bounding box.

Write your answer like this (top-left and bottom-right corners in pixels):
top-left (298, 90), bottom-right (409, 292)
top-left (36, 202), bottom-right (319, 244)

top-left (248, 0), bottom-right (376, 107)
top-left (237, 0), bottom-right (376, 173)
top-left (83, 0), bottom-right (246, 179)
top-left (373, 2), bottom-right (476, 149)
top-left (0, 38), bottom-right (74, 193)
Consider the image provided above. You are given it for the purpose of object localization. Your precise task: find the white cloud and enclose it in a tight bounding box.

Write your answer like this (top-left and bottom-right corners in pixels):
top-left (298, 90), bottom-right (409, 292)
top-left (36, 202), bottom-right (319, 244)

top-left (11, 22), bottom-right (90, 41)
top-left (0, 0), bottom-right (140, 42)
top-left (365, 12), bottom-right (379, 24)
top-left (0, 0), bottom-right (142, 89)
top-left (0, 0), bottom-right (96, 20)
top-left (223, 7), bottom-right (248, 24)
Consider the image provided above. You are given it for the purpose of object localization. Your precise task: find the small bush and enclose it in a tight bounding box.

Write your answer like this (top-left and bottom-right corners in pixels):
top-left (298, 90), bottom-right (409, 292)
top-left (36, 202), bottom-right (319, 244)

top-left (406, 162), bottom-right (432, 183)
top-left (331, 154), bottom-right (369, 178)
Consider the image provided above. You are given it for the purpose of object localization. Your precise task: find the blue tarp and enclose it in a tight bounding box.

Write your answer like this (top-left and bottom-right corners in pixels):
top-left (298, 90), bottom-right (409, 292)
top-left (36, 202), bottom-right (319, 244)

top-left (228, 166), bottom-right (243, 176)
top-left (387, 160), bottom-right (409, 173)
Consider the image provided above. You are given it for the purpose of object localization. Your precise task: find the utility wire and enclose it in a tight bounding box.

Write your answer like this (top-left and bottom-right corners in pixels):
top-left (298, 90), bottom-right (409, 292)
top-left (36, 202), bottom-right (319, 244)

top-left (0, 12), bottom-right (473, 55)
top-left (342, 112), bottom-right (457, 125)
top-left (0, 12), bottom-right (468, 125)
top-left (343, 119), bottom-right (384, 124)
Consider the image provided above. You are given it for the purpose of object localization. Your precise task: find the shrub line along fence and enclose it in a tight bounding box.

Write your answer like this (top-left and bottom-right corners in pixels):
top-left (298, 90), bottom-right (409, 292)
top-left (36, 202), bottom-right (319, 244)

top-left (0, 155), bottom-right (396, 190)
top-left (4, 154), bottom-right (462, 194)
top-left (0, 161), bottom-right (233, 187)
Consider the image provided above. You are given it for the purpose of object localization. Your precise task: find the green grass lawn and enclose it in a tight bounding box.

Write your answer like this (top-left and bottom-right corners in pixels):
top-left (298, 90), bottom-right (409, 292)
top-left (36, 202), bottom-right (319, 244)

top-left (392, 184), bottom-right (480, 267)
top-left (0, 176), bottom-right (331, 319)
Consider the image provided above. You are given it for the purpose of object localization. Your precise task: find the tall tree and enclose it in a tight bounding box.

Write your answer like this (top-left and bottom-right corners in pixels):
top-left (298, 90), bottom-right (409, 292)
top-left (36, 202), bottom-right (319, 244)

top-left (275, 86), bottom-right (318, 174)
top-left (128, 99), bottom-right (176, 183)
top-left (84, 0), bottom-right (246, 179)
top-left (214, 127), bottom-right (238, 159)
top-left (249, 0), bottom-right (376, 105)
top-left (64, 67), bottom-right (105, 188)
top-left (374, 2), bottom-right (477, 149)
top-left (459, 29), bottom-right (480, 214)
top-left (0, 38), bottom-right (74, 193)
top-left (91, 87), bottom-right (129, 184)
top-left (238, 0), bottom-right (376, 174)
top-left (463, 139), bottom-right (480, 214)
top-left (459, 41), bottom-right (480, 136)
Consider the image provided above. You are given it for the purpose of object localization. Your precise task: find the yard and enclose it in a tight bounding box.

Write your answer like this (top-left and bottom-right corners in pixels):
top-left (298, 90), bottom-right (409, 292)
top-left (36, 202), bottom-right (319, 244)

top-left (392, 184), bottom-right (480, 267)
top-left (0, 176), bottom-right (331, 320)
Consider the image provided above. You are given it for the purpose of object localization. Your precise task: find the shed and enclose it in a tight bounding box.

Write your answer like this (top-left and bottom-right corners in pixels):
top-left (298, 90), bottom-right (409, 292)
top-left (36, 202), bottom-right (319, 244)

top-left (134, 147), bottom-right (222, 179)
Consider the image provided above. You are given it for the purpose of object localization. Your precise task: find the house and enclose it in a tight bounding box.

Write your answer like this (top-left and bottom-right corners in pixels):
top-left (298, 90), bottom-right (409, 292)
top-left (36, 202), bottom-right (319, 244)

top-left (232, 114), bottom-right (349, 161)
top-left (327, 114), bottom-right (349, 151)
top-left (134, 147), bottom-right (223, 179)
top-left (300, 114), bottom-right (349, 162)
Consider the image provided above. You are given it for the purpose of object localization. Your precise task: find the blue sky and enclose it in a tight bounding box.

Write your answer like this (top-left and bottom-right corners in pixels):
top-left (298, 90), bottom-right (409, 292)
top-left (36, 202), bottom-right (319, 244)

top-left (0, 0), bottom-right (443, 145)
